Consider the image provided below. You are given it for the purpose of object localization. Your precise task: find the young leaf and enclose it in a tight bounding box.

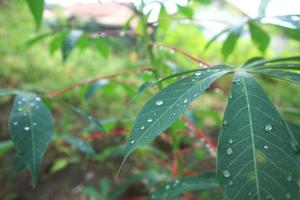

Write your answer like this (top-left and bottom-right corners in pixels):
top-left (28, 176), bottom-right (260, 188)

top-left (248, 20), bottom-right (270, 54)
top-left (125, 66), bottom-right (232, 157)
top-left (203, 28), bottom-right (230, 52)
top-left (147, 173), bottom-right (218, 200)
top-left (217, 72), bottom-right (300, 200)
top-left (26, 0), bottom-right (44, 29)
top-left (94, 38), bottom-right (109, 59)
top-left (62, 30), bottom-right (83, 61)
top-left (9, 93), bottom-right (53, 186)
top-left (222, 25), bottom-right (243, 59)
top-left (62, 135), bottom-right (95, 156)
top-left (250, 69), bottom-right (300, 84)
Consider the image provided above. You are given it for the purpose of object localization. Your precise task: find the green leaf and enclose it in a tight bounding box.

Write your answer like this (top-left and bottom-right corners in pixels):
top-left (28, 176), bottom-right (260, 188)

top-left (260, 15), bottom-right (300, 29)
top-left (250, 63), bottom-right (300, 70)
top-left (25, 32), bottom-right (53, 48)
top-left (248, 20), bottom-right (270, 54)
top-left (62, 135), bottom-right (95, 156)
top-left (217, 72), bottom-right (299, 200)
top-left (94, 38), bottom-right (109, 59)
top-left (63, 103), bottom-right (105, 133)
top-left (222, 25), bottom-right (243, 59)
top-left (13, 154), bottom-right (26, 176)
top-left (178, 6), bottom-right (194, 18)
top-left (9, 93), bottom-right (53, 186)
top-left (125, 66), bottom-right (231, 157)
top-left (251, 69), bottom-right (300, 84)
top-left (86, 79), bottom-right (109, 100)
top-left (243, 56), bottom-right (300, 68)
top-left (49, 31), bottom-right (68, 55)
top-left (62, 30), bottom-right (83, 61)
top-left (258, 0), bottom-right (270, 17)
top-left (203, 28), bottom-right (230, 52)
top-left (50, 158), bottom-right (69, 173)
top-left (147, 173), bottom-right (218, 200)
top-left (26, 0), bottom-right (44, 29)
top-left (0, 140), bottom-right (13, 157)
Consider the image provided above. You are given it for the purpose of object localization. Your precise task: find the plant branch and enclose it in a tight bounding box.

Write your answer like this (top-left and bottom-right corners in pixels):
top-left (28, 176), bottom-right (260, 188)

top-left (47, 67), bottom-right (154, 98)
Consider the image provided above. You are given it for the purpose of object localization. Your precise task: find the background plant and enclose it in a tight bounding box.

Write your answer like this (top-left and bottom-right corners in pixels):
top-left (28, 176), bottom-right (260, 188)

top-left (0, 0), bottom-right (299, 199)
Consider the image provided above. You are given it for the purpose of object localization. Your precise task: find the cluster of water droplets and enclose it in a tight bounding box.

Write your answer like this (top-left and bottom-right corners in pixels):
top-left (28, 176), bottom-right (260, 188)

top-left (13, 95), bottom-right (42, 133)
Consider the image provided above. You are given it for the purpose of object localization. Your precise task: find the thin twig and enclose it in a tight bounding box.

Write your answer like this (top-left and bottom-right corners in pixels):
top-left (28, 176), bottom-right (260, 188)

top-left (47, 67), bottom-right (154, 98)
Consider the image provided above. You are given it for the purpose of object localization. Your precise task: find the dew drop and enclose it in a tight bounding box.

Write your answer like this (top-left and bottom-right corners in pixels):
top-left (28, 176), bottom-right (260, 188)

top-left (228, 180), bottom-right (233, 185)
top-left (287, 176), bottom-right (292, 182)
top-left (24, 127), bottom-right (30, 131)
top-left (147, 118), bottom-right (153, 123)
top-left (264, 124), bottom-right (272, 132)
top-left (229, 94), bottom-right (232, 99)
top-left (130, 140), bottom-right (135, 144)
top-left (183, 98), bottom-right (188, 103)
top-left (290, 141), bottom-right (300, 154)
top-left (165, 185), bottom-right (170, 190)
top-left (229, 139), bottom-right (233, 144)
top-left (18, 108), bottom-right (23, 112)
top-left (264, 145), bottom-right (269, 149)
top-left (286, 193), bottom-right (291, 199)
top-left (223, 120), bottom-right (228, 126)
top-left (226, 147), bottom-right (233, 155)
top-left (248, 192), bottom-right (252, 196)
top-left (155, 100), bottom-right (164, 106)
top-left (33, 123), bottom-right (37, 126)
top-left (223, 170), bottom-right (230, 178)
top-left (195, 72), bottom-right (202, 76)
top-left (140, 126), bottom-right (145, 130)
top-left (17, 101), bottom-right (22, 105)
top-left (35, 97), bottom-right (41, 101)
top-left (13, 122), bottom-right (18, 126)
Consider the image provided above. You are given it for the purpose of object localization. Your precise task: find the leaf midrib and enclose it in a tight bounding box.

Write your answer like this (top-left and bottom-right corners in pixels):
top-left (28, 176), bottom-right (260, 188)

top-left (241, 74), bottom-right (261, 200)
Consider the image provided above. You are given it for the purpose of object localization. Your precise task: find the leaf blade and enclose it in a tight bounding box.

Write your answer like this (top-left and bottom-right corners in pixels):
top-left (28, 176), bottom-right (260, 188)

top-left (217, 72), bottom-right (299, 199)
top-left (26, 0), bottom-right (44, 29)
top-left (9, 93), bottom-right (53, 185)
top-left (248, 20), bottom-right (270, 54)
top-left (147, 173), bottom-right (218, 200)
top-left (126, 67), bottom-right (231, 156)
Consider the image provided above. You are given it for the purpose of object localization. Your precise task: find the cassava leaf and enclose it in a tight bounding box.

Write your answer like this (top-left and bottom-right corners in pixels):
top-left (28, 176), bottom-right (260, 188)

top-left (250, 63), bottom-right (300, 70)
top-left (62, 135), bottom-right (95, 156)
top-left (125, 66), bottom-right (232, 157)
top-left (222, 25), bottom-right (243, 59)
top-left (248, 20), bottom-right (270, 54)
top-left (86, 79), bottom-right (109, 100)
top-left (251, 69), bottom-right (300, 84)
top-left (62, 30), bottom-right (83, 61)
top-left (260, 15), bottom-right (300, 29)
top-left (63, 103), bottom-right (105, 133)
top-left (9, 93), bottom-right (53, 186)
top-left (217, 72), bottom-right (300, 200)
top-left (26, 0), bottom-right (44, 29)
top-left (94, 38), bottom-right (109, 59)
top-left (203, 28), bottom-right (230, 52)
top-left (13, 154), bottom-right (26, 176)
top-left (243, 56), bottom-right (300, 68)
top-left (25, 32), bottom-right (54, 48)
top-left (147, 173), bottom-right (218, 200)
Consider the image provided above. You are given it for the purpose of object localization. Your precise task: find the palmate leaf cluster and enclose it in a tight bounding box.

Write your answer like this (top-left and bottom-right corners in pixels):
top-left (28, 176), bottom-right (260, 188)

top-left (0, 0), bottom-right (299, 199)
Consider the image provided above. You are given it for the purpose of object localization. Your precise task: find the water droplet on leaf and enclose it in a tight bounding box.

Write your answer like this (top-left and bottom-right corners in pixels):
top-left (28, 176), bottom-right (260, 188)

top-left (265, 124), bottom-right (272, 132)
top-left (183, 98), bottom-right (188, 103)
top-left (287, 176), bottom-right (292, 182)
top-left (195, 72), bottom-right (202, 76)
top-left (264, 145), bottom-right (269, 149)
top-left (130, 140), bottom-right (135, 144)
top-left (223, 120), bottom-right (228, 126)
top-left (147, 118), bottom-right (153, 123)
top-left (286, 193), bottom-right (291, 199)
top-left (140, 126), bottom-right (145, 130)
top-left (155, 100), bottom-right (164, 106)
top-left (24, 127), bottom-right (30, 131)
top-left (226, 147), bottom-right (233, 155)
top-left (223, 170), bottom-right (230, 178)
top-left (229, 139), bottom-right (233, 144)
top-left (13, 122), bottom-right (18, 125)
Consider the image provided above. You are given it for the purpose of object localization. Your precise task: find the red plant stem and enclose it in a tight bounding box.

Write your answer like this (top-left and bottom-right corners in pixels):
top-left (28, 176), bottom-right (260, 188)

top-left (47, 67), bottom-right (153, 98)
top-left (152, 43), bottom-right (211, 66)
top-left (180, 115), bottom-right (217, 151)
